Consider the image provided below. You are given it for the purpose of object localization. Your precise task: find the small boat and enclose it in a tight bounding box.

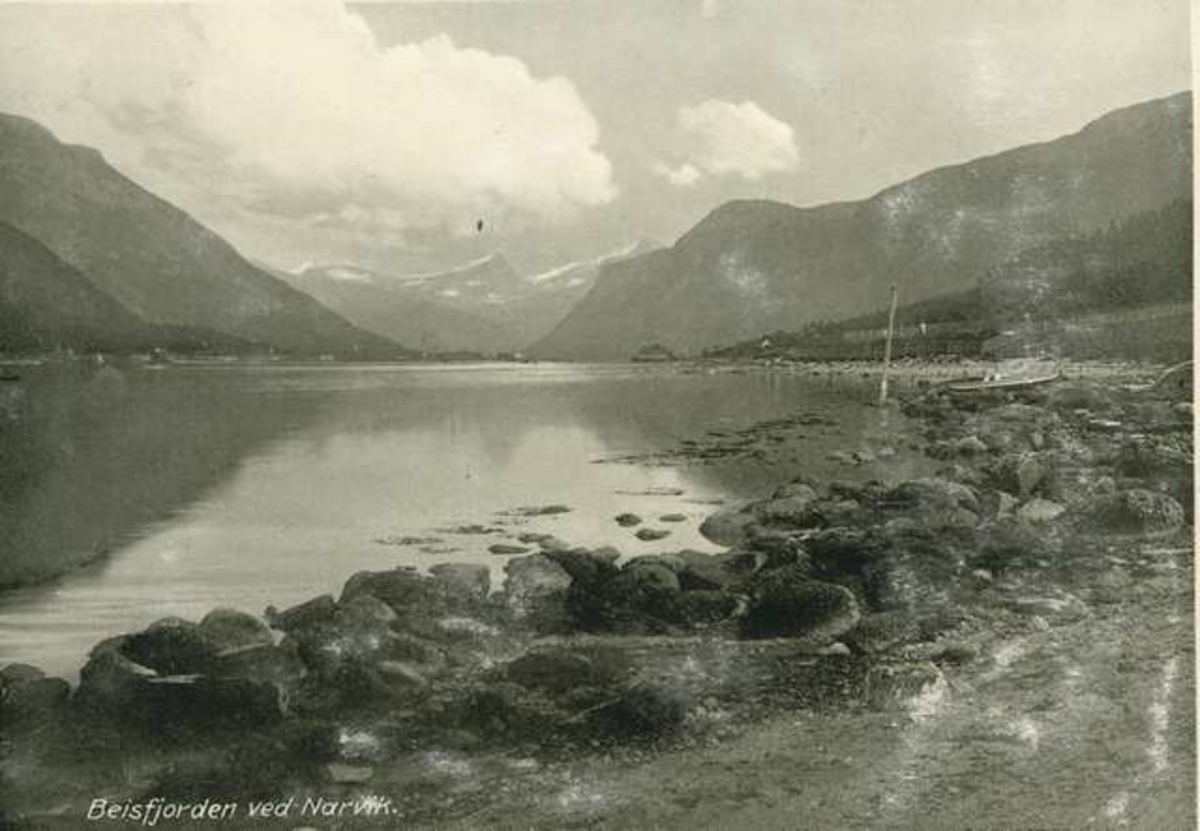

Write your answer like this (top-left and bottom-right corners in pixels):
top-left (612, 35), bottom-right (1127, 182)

top-left (943, 371), bottom-right (1061, 393)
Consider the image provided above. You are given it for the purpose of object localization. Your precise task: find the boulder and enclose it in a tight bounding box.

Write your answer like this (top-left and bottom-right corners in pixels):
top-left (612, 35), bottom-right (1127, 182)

top-left (429, 563), bottom-right (491, 601)
top-left (542, 547), bottom-right (620, 584)
top-left (1090, 489), bottom-right (1186, 535)
top-left (1, 670), bottom-right (70, 730)
top-left (502, 647), bottom-right (629, 696)
top-left (336, 593), bottom-right (400, 631)
top-left (199, 608), bottom-right (274, 654)
top-left (615, 513), bottom-right (642, 527)
top-left (1017, 498), bottom-right (1066, 524)
top-left (268, 594), bottom-right (338, 633)
top-left (844, 611), bottom-right (921, 655)
top-left (954, 435), bottom-right (988, 455)
top-left (75, 639), bottom-right (157, 714)
top-left (340, 568), bottom-right (431, 613)
top-left (488, 543), bottom-right (530, 555)
top-left (699, 508), bottom-right (756, 547)
top-left (635, 528), bottom-right (671, 542)
top-left (621, 562), bottom-right (680, 593)
top-left (503, 554), bottom-right (572, 615)
top-left (740, 569), bottom-right (860, 640)
top-left (121, 618), bottom-right (219, 675)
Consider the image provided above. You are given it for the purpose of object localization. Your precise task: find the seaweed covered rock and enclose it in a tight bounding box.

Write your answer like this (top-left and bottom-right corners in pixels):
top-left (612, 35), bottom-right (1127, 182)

top-left (200, 608), bottom-right (274, 654)
top-left (740, 566), bottom-right (860, 640)
top-left (267, 594), bottom-right (338, 633)
top-left (503, 554), bottom-right (572, 617)
top-left (1089, 488), bottom-right (1186, 535)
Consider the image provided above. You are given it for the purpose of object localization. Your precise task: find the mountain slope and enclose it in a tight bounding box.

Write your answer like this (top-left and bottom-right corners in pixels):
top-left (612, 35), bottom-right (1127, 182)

top-left (287, 241), bottom-right (663, 354)
top-left (0, 114), bottom-right (408, 358)
top-left (0, 222), bottom-right (151, 352)
top-left (284, 264), bottom-right (517, 354)
top-left (534, 92), bottom-right (1192, 360)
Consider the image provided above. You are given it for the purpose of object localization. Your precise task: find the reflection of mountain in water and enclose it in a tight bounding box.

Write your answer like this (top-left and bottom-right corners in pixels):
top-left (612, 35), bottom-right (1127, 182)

top-left (0, 366), bottom-right (322, 587)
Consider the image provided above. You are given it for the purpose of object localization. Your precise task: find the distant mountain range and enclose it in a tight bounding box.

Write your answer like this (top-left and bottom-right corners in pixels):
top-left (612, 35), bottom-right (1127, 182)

top-left (533, 92), bottom-right (1192, 360)
top-left (0, 114), bottom-right (408, 358)
top-left (282, 241), bottom-right (660, 354)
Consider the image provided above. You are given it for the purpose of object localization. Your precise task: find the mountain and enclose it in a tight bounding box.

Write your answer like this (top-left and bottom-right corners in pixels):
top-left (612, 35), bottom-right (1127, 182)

top-left (283, 263), bottom-right (517, 354)
top-left (0, 113), bottom-right (409, 358)
top-left (533, 92), bottom-right (1192, 360)
top-left (0, 222), bottom-right (264, 355)
top-left (0, 221), bottom-right (150, 352)
top-left (284, 240), bottom-right (662, 354)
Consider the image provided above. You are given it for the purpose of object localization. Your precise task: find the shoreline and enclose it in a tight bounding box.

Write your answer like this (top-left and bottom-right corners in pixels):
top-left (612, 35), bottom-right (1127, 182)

top-left (1, 367), bottom-right (1194, 827)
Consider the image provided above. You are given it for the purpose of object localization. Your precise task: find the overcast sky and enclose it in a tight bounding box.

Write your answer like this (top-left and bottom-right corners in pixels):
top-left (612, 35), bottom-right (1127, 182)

top-left (0, 0), bottom-right (1190, 275)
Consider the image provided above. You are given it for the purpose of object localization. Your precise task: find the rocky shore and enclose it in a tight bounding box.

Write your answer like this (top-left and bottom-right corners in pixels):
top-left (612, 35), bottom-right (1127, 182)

top-left (1, 368), bottom-right (1193, 828)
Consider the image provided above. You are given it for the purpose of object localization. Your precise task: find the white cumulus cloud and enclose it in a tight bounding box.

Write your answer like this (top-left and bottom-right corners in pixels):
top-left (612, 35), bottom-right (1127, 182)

top-left (0, 1), bottom-right (616, 232)
top-left (656, 99), bottom-right (798, 186)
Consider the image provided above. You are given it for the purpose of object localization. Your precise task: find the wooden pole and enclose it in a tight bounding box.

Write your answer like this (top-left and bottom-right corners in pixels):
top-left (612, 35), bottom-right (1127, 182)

top-left (878, 284), bottom-right (899, 406)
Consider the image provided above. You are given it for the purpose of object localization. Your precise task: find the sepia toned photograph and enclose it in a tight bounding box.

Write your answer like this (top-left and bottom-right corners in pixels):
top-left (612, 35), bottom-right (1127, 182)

top-left (0, 1), bottom-right (1194, 828)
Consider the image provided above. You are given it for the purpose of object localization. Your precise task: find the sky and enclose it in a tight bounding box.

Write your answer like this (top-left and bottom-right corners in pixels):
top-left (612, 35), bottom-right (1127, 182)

top-left (0, 0), bottom-right (1191, 275)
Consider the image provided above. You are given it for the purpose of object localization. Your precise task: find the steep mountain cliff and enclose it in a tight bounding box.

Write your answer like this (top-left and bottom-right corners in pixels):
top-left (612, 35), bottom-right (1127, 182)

top-left (534, 92), bottom-right (1192, 359)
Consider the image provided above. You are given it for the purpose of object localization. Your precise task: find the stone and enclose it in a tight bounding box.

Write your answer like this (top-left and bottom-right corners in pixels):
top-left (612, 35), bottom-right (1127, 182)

top-left (660, 514), bottom-right (688, 523)
top-left (76, 638), bottom-right (157, 713)
top-left (954, 435), bottom-right (988, 455)
top-left (536, 536), bottom-right (573, 553)
top-left (635, 528), bottom-right (671, 541)
top-left (326, 763), bottom-right (374, 784)
top-left (2, 675), bottom-right (70, 728)
top-left (1017, 498), bottom-right (1066, 524)
top-left (865, 662), bottom-right (948, 713)
top-left (268, 594), bottom-right (338, 633)
top-left (0, 663), bottom-right (45, 690)
top-left (199, 608), bottom-right (274, 654)
top-left (429, 563), bottom-right (491, 601)
top-left (502, 647), bottom-right (629, 696)
top-left (621, 562), bottom-right (680, 592)
top-left (699, 508), bottom-right (756, 547)
top-left (503, 554), bottom-right (572, 615)
top-left (1092, 489), bottom-right (1185, 535)
top-left (1016, 453), bottom-right (1050, 498)
top-left (844, 611), bottom-right (920, 655)
top-left (542, 548), bottom-right (620, 584)
top-left (340, 568), bottom-right (430, 613)
top-left (488, 543), bottom-right (530, 555)
top-left (666, 590), bottom-right (739, 626)
top-left (887, 477), bottom-right (980, 514)
top-left (740, 570), bottom-right (860, 640)
top-left (615, 513), bottom-right (642, 527)
top-left (336, 593), bottom-right (399, 631)
top-left (374, 660), bottom-right (428, 689)
top-left (213, 643), bottom-right (307, 691)
top-left (121, 618), bottom-right (219, 675)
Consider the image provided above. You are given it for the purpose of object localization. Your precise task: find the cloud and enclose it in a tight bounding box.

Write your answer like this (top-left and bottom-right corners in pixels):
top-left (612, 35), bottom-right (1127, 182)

top-left (652, 162), bottom-right (702, 187)
top-left (0, 2), bottom-right (616, 232)
top-left (656, 99), bottom-right (798, 186)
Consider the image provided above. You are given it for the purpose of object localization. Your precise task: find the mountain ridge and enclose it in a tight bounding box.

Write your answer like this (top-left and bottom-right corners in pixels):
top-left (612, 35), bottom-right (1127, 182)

top-left (534, 91), bottom-right (1192, 360)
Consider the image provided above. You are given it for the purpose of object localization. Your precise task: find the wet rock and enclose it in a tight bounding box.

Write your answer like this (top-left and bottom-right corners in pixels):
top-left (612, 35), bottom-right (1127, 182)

top-left (542, 547), bottom-right (620, 584)
top-left (336, 593), bottom-right (399, 631)
top-left (489, 543), bottom-right (531, 555)
top-left (635, 528), bottom-right (671, 542)
top-left (199, 608), bottom-right (274, 654)
top-left (340, 567), bottom-right (430, 613)
top-left (121, 618), bottom-right (219, 675)
top-left (615, 513), bottom-right (642, 527)
top-left (1017, 498), bottom-right (1066, 524)
top-left (674, 551), bottom-right (745, 591)
top-left (429, 563), bottom-right (491, 601)
top-left (503, 554), bottom-right (572, 616)
top-left (740, 568), bottom-right (860, 640)
top-left (0, 663), bottom-right (45, 691)
top-left (76, 638), bottom-right (157, 713)
top-left (268, 594), bottom-right (338, 633)
top-left (1091, 488), bottom-right (1186, 535)
top-left (621, 561), bottom-right (680, 592)
top-left (660, 513), bottom-right (688, 523)
top-left (699, 507), bottom-right (757, 547)
top-left (865, 661), bottom-right (947, 712)
top-left (536, 536), bottom-right (573, 553)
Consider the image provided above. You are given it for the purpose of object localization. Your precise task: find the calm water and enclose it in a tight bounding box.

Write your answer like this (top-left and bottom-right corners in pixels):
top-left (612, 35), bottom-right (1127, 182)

top-left (0, 362), bottom-right (924, 677)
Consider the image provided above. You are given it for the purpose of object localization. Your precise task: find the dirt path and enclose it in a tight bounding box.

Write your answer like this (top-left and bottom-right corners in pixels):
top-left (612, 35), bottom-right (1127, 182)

top-left (443, 539), bottom-right (1194, 830)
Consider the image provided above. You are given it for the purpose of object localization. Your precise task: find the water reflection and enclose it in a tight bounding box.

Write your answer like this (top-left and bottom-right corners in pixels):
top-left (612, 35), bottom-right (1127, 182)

top-left (0, 363), bottom-right (924, 677)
